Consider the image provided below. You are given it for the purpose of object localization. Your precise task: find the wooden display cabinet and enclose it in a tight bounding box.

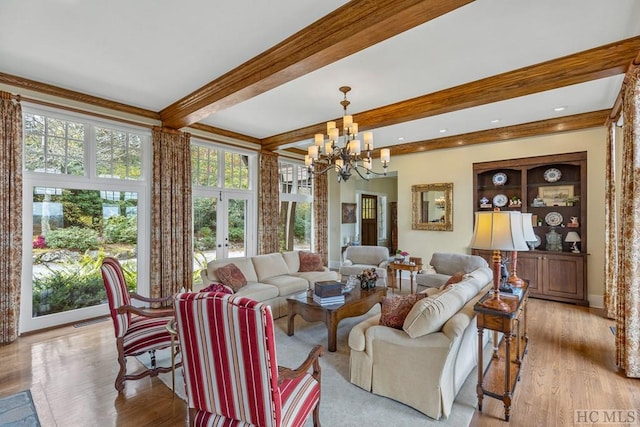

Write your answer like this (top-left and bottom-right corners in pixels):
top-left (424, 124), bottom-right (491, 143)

top-left (472, 152), bottom-right (588, 306)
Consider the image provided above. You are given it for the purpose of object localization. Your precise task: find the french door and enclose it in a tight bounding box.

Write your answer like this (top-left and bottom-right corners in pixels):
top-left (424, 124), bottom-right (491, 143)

top-left (193, 191), bottom-right (253, 284)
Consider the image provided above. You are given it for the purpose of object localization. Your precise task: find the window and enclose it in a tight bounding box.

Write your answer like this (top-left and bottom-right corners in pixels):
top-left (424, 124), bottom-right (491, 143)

top-left (191, 140), bottom-right (256, 287)
top-left (24, 113), bottom-right (85, 175)
top-left (22, 105), bottom-right (150, 333)
top-left (279, 161), bottom-right (312, 252)
top-left (96, 127), bottom-right (142, 180)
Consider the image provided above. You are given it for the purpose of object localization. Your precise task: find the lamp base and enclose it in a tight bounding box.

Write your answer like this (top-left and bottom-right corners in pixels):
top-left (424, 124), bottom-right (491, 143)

top-left (481, 294), bottom-right (511, 312)
top-left (508, 274), bottom-right (526, 287)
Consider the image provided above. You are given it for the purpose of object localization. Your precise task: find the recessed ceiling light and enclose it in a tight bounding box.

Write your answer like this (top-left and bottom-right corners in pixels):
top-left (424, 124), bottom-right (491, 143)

top-left (439, 129), bottom-right (447, 133)
top-left (491, 119), bottom-right (500, 123)
top-left (554, 106), bottom-right (567, 112)
top-left (398, 137), bottom-right (404, 141)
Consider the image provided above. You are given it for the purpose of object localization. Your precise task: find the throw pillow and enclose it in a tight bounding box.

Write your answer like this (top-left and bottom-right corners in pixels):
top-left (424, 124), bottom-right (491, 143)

top-left (298, 251), bottom-right (325, 272)
top-left (216, 263), bottom-right (247, 292)
top-left (441, 271), bottom-right (466, 290)
top-left (379, 293), bottom-right (428, 330)
top-left (199, 282), bottom-right (234, 294)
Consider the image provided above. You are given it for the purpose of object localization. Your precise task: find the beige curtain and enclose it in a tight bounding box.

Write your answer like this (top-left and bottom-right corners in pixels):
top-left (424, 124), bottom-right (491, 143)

top-left (258, 151), bottom-right (279, 254)
top-left (604, 120), bottom-right (618, 319)
top-left (150, 127), bottom-right (193, 299)
top-left (0, 92), bottom-right (23, 343)
top-left (616, 66), bottom-right (640, 378)
top-left (313, 164), bottom-right (328, 265)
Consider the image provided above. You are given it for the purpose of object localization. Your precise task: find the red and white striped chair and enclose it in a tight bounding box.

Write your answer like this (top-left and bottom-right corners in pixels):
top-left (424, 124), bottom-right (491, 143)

top-left (101, 256), bottom-right (178, 392)
top-left (175, 292), bottom-right (323, 427)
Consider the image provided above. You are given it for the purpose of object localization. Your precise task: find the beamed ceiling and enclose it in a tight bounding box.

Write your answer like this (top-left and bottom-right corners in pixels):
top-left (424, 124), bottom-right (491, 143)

top-left (1, 0), bottom-right (639, 159)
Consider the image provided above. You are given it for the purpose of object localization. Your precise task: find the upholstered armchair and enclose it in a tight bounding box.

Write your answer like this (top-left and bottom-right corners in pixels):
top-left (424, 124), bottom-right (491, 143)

top-left (339, 245), bottom-right (390, 287)
top-left (174, 292), bottom-right (323, 427)
top-left (100, 257), bottom-right (178, 392)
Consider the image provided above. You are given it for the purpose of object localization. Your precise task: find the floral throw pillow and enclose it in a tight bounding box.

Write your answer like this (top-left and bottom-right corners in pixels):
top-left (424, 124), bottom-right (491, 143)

top-left (379, 293), bottom-right (428, 330)
top-left (441, 271), bottom-right (466, 290)
top-left (199, 282), bottom-right (234, 294)
top-left (299, 251), bottom-right (325, 272)
top-left (216, 263), bottom-right (247, 292)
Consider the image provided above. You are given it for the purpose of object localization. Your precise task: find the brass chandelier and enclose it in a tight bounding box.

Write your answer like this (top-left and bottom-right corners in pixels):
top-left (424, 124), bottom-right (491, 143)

top-left (305, 86), bottom-right (390, 182)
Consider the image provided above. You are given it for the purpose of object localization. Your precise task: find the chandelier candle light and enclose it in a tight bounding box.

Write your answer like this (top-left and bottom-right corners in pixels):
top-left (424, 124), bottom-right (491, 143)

top-left (305, 86), bottom-right (390, 182)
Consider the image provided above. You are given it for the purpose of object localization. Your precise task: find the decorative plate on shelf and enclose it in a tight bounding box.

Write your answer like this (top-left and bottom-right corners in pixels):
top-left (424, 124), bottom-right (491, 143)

top-left (533, 234), bottom-right (542, 248)
top-left (543, 168), bottom-right (562, 183)
top-left (545, 211), bottom-right (563, 226)
top-left (492, 172), bottom-right (508, 186)
top-left (493, 194), bottom-right (508, 207)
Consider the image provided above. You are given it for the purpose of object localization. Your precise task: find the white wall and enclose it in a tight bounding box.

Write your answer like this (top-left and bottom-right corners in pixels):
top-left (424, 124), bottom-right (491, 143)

top-left (329, 127), bottom-right (608, 306)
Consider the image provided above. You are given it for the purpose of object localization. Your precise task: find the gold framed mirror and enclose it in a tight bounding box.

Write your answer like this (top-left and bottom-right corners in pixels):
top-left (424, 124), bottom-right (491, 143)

top-left (411, 183), bottom-right (453, 231)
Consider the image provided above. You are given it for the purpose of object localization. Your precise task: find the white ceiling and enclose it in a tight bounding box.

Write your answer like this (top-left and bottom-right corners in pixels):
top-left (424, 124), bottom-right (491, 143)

top-left (1, 0), bottom-right (639, 150)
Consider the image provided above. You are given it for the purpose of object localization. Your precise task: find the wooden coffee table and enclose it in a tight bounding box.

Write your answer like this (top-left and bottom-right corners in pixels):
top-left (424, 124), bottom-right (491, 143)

top-left (287, 286), bottom-right (387, 352)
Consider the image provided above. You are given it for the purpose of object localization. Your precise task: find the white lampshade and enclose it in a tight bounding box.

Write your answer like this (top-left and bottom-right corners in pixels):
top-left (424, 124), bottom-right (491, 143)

top-left (470, 211), bottom-right (529, 251)
top-left (520, 213), bottom-right (537, 242)
top-left (564, 231), bottom-right (581, 243)
top-left (326, 121), bottom-right (336, 134)
top-left (314, 133), bottom-right (323, 146)
top-left (363, 131), bottom-right (373, 150)
top-left (380, 148), bottom-right (390, 163)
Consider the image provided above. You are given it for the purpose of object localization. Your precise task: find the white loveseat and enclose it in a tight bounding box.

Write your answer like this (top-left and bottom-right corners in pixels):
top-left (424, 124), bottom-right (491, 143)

top-left (348, 266), bottom-right (493, 420)
top-left (198, 251), bottom-right (339, 318)
top-left (339, 245), bottom-right (390, 287)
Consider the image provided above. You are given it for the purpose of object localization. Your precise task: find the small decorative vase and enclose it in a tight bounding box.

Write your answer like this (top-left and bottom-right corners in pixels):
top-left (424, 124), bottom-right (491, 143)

top-left (360, 279), bottom-right (369, 290)
top-left (367, 280), bottom-right (376, 289)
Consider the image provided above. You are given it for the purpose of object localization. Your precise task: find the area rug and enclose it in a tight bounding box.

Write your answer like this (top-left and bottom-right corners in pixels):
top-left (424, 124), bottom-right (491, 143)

top-left (138, 307), bottom-right (490, 426)
top-left (0, 390), bottom-right (41, 427)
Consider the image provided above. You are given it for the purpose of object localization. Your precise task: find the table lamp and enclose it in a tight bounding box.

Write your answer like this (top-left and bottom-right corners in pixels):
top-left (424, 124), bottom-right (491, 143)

top-left (508, 212), bottom-right (537, 287)
top-left (564, 231), bottom-right (581, 253)
top-left (470, 210), bottom-right (529, 311)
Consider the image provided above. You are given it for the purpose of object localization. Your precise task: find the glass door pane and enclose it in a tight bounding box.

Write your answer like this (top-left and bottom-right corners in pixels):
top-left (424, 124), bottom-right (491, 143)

top-left (193, 196), bottom-right (218, 283)
top-left (226, 197), bottom-right (247, 258)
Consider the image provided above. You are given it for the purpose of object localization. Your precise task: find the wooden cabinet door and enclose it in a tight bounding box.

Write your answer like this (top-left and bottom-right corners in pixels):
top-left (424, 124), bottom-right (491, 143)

top-left (515, 252), bottom-right (541, 295)
top-left (542, 253), bottom-right (585, 302)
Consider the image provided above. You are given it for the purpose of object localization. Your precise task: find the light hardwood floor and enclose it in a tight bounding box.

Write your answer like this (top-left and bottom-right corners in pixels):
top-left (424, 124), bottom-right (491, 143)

top-left (1, 298), bottom-right (638, 426)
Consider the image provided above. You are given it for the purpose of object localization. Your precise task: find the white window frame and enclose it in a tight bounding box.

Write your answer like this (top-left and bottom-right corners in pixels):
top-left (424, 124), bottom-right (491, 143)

top-left (20, 104), bottom-right (151, 333)
top-left (191, 139), bottom-right (257, 257)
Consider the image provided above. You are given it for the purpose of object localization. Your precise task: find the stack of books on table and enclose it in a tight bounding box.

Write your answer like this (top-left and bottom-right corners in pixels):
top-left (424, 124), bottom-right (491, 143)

top-left (313, 281), bottom-right (345, 305)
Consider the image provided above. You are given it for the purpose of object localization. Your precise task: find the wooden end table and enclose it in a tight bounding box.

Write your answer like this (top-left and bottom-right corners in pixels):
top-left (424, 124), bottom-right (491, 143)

top-left (286, 286), bottom-right (386, 352)
top-left (474, 283), bottom-right (529, 421)
top-left (388, 262), bottom-right (421, 294)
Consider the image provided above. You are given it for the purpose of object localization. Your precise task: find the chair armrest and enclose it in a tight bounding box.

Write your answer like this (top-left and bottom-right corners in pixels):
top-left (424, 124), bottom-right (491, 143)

top-left (378, 260), bottom-right (389, 269)
top-left (116, 304), bottom-right (174, 318)
top-left (342, 260), bottom-right (353, 266)
top-left (278, 344), bottom-right (323, 385)
top-left (130, 292), bottom-right (174, 304)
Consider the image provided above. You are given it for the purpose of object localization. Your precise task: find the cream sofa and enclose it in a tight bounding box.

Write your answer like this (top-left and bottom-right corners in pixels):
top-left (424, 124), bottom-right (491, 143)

top-left (198, 251), bottom-right (340, 318)
top-left (348, 266), bottom-right (493, 420)
top-left (415, 252), bottom-right (489, 289)
top-left (339, 245), bottom-right (390, 287)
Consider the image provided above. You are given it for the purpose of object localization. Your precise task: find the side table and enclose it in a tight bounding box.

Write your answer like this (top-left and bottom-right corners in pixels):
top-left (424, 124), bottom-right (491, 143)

top-left (388, 262), bottom-right (421, 294)
top-left (474, 284), bottom-right (529, 421)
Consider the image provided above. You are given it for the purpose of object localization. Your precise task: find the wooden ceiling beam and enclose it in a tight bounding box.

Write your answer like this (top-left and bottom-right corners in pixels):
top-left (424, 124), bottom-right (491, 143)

top-left (277, 110), bottom-right (609, 159)
top-left (159, 0), bottom-right (475, 129)
top-left (261, 36), bottom-right (640, 151)
top-left (388, 110), bottom-right (609, 156)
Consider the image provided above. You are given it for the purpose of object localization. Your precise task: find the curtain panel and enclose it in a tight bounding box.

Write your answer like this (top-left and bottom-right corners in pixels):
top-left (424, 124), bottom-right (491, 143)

top-left (313, 164), bottom-right (328, 265)
top-left (603, 120), bottom-right (618, 319)
top-left (258, 151), bottom-right (279, 254)
top-left (0, 92), bottom-right (23, 343)
top-left (616, 66), bottom-right (640, 378)
top-left (150, 127), bottom-right (193, 300)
